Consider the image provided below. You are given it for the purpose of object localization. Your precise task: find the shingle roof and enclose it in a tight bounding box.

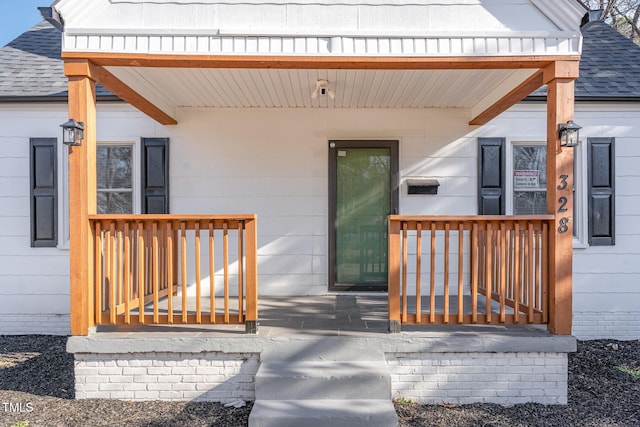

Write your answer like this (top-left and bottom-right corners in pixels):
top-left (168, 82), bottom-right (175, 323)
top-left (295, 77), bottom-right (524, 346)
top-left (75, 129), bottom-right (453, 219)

top-left (575, 19), bottom-right (640, 98)
top-left (0, 21), bottom-right (114, 100)
top-left (1, 19), bottom-right (639, 102)
top-left (530, 20), bottom-right (640, 100)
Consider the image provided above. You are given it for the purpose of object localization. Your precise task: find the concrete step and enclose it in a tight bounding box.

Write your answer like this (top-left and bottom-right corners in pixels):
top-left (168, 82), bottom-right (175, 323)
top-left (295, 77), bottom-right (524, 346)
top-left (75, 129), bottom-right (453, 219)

top-left (248, 399), bottom-right (398, 427)
top-left (259, 337), bottom-right (386, 361)
top-left (255, 361), bottom-right (392, 400)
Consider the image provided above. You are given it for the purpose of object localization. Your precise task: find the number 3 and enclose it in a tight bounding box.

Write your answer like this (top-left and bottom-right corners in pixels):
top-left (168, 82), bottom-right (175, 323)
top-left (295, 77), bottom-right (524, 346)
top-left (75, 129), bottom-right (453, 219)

top-left (557, 174), bottom-right (568, 191)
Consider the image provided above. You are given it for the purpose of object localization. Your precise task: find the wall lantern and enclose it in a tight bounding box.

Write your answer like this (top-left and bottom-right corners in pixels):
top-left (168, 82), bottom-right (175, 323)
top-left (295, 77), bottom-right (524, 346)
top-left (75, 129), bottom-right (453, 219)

top-left (60, 119), bottom-right (84, 146)
top-left (558, 120), bottom-right (581, 148)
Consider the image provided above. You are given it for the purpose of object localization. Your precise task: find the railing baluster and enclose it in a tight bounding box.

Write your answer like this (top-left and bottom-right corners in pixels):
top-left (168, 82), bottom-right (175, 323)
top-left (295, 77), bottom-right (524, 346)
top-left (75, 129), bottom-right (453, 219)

top-left (415, 222), bottom-right (422, 323)
top-left (443, 223), bottom-right (450, 324)
top-left (94, 222), bottom-right (102, 325)
top-left (401, 222), bottom-right (408, 323)
top-left (137, 222), bottom-right (145, 324)
top-left (485, 222), bottom-right (492, 324)
top-left (124, 222), bottom-right (131, 325)
top-left (152, 222), bottom-right (159, 324)
top-left (471, 222), bottom-right (478, 324)
top-left (117, 226), bottom-right (123, 311)
top-left (535, 223), bottom-right (541, 312)
top-left (209, 222), bottom-right (215, 324)
top-left (514, 222), bottom-right (521, 323)
top-left (430, 223), bottom-right (436, 324)
top-left (181, 222), bottom-right (187, 323)
top-left (109, 222), bottom-right (116, 324)
top-left (528, 223), bottom-right (535, 323)
top-left (458, 222), bottom-right (464, 324)
top-left (166, 222), bottom-right (173, 324)
top-left (238, 221), bottom-right (244, 324)
top-left (499, 222), bottom-right (506, 323)
top-left (223, 222), bottom-right (229, 324)
top-left (542, 221), bottom-right (549, 323)
top-left (195, 221), bottom-right (202, 324)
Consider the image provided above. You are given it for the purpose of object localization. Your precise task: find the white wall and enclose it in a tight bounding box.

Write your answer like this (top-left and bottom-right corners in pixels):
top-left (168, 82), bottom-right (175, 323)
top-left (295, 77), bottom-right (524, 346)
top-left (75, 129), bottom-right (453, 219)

top-left (480, 103), bottom-right (640, 340)
top-left (1, 102), bottom-right (639, 339)
top-left (0, 103), bottom-right (165, 335)
top-left (167, 107), bottom-right (476, 296)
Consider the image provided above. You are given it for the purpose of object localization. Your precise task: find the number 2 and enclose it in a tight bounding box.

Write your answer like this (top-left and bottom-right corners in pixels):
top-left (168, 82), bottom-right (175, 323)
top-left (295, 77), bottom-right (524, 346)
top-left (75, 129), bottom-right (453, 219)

top-left (558, 197), bottom-right (568, 213)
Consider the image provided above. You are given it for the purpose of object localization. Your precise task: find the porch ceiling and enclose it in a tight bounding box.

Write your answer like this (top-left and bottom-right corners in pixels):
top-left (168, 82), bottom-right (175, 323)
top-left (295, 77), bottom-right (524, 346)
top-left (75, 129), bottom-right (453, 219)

top-left (105, 66), bottom-right (538, 114)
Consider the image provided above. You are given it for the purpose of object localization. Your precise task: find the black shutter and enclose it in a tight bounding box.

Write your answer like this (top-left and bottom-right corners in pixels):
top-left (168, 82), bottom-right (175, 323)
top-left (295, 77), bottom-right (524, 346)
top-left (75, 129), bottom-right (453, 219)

top-left (30, 138), bottom-right (57, 247)
top-left (141, 138), bottom-right (170, 214)
top-left (478, 138), bottom-right (505, 215)
top-left (588, 138), bottom-right (615, 246)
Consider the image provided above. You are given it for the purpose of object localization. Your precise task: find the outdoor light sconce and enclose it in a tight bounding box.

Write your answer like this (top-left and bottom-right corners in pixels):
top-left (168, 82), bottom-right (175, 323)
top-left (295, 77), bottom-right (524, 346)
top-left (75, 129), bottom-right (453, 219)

top-left (60, 119), bottom-right (85, 146)
top-left (558, 120), bottom-right (581, 148)
top-left (311, 79), bottom-right (335, 99)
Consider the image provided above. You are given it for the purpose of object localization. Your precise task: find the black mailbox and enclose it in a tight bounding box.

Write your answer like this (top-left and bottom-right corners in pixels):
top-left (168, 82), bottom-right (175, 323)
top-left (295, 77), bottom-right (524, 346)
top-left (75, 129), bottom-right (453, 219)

top-left (407, 179), bottom-right (440, 195)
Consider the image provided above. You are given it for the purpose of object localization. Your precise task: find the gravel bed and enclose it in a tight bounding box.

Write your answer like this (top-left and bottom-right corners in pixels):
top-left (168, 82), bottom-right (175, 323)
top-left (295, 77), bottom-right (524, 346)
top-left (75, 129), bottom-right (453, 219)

top-left (0, 336), bottom-right (638, 426)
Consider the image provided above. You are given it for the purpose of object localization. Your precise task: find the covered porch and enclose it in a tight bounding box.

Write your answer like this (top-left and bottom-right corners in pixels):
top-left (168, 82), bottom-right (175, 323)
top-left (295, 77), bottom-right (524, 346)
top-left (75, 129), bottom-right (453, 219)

top-left (55, 0), bottom-right (582, 338)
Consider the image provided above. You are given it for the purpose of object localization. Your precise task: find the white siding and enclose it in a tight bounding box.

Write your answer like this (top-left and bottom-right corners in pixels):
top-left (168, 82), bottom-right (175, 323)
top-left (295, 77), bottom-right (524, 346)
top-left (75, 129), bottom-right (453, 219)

top-left (1, 102), bottom-right (639, 339)
top-left (0, 103), bottom-right (165, 335)
top-left (167, 107), bottom-right (476, 296)
top-left (480, 103), bottom-right (640, 340)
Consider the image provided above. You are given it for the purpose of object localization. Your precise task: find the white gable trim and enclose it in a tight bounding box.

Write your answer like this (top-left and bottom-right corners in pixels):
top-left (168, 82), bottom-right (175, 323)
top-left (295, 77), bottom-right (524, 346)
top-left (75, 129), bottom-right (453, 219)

top-left (63, 33), bottom-right (581, 56)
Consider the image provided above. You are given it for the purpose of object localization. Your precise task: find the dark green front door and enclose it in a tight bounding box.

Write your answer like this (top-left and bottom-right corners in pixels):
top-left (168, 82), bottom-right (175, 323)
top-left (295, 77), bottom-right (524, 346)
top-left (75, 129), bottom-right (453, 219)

top-left (329, 140), bottom-right (399, 291)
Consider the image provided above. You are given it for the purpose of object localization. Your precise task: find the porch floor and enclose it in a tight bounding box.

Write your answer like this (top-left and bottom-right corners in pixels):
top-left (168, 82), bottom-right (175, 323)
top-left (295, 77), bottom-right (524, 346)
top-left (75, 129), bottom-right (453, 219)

top-left (96, 294), bottom-right (544, 338)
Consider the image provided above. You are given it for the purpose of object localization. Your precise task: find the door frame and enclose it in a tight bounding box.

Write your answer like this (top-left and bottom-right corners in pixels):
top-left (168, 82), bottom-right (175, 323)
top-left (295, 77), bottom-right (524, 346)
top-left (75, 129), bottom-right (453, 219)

top-left (328, 140), bottom-right (399, 292)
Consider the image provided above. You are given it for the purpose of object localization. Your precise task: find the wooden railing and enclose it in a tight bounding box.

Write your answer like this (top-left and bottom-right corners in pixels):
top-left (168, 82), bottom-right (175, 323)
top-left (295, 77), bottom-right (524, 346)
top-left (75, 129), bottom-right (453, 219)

top-left (388, 215), bottom-right (554, 329)
top-left (89, 214), bottom-right (258, 332)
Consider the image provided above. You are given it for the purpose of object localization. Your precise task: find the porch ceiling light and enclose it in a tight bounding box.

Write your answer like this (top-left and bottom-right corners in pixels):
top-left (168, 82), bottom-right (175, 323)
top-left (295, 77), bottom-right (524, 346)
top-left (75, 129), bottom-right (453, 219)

top-left (60, 119), bottom-right (85, 146)
top-left (311, 79), bottom-right (335, 99)
top-left (558, 120), bottom-right (581, 148)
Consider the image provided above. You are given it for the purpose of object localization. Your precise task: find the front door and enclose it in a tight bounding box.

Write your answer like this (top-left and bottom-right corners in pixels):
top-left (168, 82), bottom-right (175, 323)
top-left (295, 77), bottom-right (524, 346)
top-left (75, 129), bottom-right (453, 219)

top-left (329, 140), bottom-right (399, 291)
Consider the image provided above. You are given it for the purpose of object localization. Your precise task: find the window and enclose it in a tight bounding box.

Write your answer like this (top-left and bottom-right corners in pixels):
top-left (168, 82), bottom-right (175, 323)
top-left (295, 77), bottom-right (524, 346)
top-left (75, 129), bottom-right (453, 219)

top-left (512, 144), bottom-right (547, 215)
top-left (97, 144), bottom-right (135, 214)
top-left (506, 141), bottom-right (585, 243)
top-left (478, 137), bottom-right (614, 247)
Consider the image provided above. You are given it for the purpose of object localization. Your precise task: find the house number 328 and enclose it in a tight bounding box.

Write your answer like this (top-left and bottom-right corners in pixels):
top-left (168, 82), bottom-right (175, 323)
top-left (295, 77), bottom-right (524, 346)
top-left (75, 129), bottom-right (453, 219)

top-left (557, 174), bottom-right (569, 234)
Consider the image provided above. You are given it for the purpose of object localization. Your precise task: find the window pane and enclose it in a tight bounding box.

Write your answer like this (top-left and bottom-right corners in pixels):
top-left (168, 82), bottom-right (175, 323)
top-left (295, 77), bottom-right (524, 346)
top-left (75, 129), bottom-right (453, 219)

top-left (97, 191), bottom-right (133, 214)
top-left (513, 145), bottom-right (546, 215)
top-left (97, 146), bottom-right (132, 189)
top-left (514, 191), bottom-right (547, 215)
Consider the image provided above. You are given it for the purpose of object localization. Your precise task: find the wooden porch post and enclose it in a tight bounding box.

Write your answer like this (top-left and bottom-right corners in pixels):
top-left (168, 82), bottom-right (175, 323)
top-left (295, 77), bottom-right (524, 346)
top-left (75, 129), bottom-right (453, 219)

top-left (65, 61), bottom-right (97, 336)
top-left (244, 216), bottom-right (258, 334)
top-left (545, 61), bottom-right (579, 335)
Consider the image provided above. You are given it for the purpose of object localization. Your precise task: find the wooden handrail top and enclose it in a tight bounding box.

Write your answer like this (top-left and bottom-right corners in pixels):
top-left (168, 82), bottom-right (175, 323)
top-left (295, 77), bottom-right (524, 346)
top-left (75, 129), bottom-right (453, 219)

top-left (89, 214), bottom-right (258, 230)
top-left (89, 214), bottom-right (257, 221)
top-left (389, 215), bottom-right (554, 222)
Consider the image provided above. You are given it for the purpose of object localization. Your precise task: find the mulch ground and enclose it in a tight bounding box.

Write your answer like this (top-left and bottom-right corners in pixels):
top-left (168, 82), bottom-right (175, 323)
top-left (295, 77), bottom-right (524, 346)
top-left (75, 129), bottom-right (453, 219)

top-left (0, 336), bottom-right (638, 426)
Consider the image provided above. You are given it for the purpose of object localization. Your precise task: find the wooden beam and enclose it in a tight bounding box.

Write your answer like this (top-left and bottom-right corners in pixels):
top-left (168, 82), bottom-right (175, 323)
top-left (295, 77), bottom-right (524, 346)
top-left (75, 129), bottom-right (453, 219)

top-left (64, 59), bottom-right (177, 126)
top-left (62, 51), bottom-right (579, 70)
top-left (546, 76), bottom-right (575, 335)
top-left (67, 75), bottom-right (97, 336)
top-left (543, 60), bottom-right (580, 83)
top-left (470, 70), bottom-right (545, 126)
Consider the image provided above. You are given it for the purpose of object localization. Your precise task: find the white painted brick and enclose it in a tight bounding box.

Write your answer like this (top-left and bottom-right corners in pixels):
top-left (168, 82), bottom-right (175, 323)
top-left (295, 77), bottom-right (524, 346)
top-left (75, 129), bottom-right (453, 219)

top-left (122, 367), bottom-right (147, 375)
top-left (172, 383), bottom-right (197, 391)
top-left (147, 383), bottom-right (172, 391)
top-left (122, 383), bottom-right (147, 391)
top-left (99, 383), bottom-right (124, 392)
top-left (97, 367), bottom-right (123, 376)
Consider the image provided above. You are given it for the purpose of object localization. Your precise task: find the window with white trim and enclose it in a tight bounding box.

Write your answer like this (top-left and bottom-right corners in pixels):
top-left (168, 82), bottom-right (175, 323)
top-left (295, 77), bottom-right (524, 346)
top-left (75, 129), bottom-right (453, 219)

top-left (97, 143), bottom-right (137, 214)
top-left (506, 140), bottom-right (586, 244)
